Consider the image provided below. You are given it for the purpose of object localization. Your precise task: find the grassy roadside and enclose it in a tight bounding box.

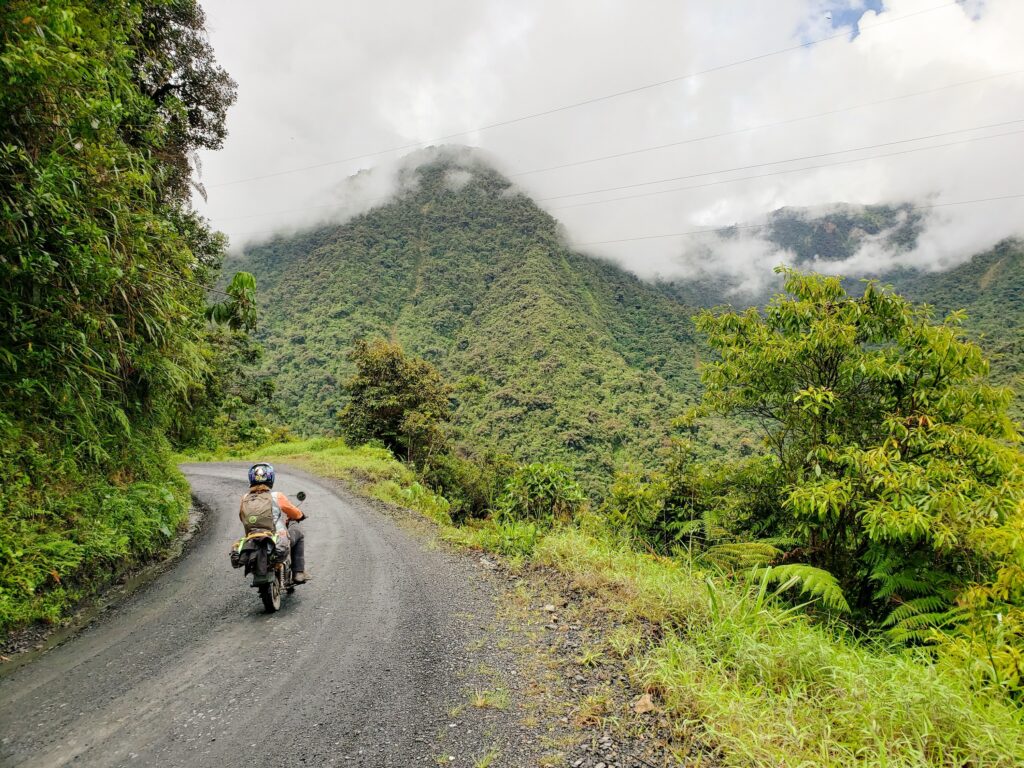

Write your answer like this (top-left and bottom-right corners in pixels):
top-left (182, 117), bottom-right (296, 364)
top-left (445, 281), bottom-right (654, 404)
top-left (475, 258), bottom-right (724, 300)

top-left (191, 438), bottom-right (1024, 767)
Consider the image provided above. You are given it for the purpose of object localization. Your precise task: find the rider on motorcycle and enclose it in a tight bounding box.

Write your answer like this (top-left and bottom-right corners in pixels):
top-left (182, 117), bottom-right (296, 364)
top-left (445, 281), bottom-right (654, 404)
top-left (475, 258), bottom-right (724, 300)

top-left (242, 463), bottom-right (309, 583)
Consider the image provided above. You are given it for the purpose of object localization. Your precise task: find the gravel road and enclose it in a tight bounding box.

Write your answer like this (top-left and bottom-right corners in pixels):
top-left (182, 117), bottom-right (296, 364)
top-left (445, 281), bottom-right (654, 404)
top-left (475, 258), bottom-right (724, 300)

top-left (0, 463), bottom-right (521, 767)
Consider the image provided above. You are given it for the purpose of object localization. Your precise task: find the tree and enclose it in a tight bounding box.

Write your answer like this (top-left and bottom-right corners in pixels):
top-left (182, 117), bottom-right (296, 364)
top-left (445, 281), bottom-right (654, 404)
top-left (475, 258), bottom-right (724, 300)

top-left (695, 269), bottom-right (1024, 670)
top-left (339, 339), bottom-right (452, 464)
top-left (206, 271), bottom-right (258, 332)
top-left (129, 0), bottom-right (236, 201)
top-left (1, 0), bottom-right (237, 471)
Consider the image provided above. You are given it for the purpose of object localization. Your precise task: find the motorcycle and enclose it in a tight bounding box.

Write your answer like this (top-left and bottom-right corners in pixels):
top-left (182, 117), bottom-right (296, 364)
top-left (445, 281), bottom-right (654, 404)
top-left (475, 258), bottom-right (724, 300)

top-left (231, 490), bottom-right (306, 613)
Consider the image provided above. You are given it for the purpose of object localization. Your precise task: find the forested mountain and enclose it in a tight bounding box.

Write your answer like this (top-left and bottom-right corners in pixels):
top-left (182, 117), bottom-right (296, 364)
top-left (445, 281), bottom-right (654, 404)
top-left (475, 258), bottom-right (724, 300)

top-left (656, 202), bottom-right (927, 306)
top-left (232, 150), bottom-right (704, 486)
top-left (892, 239), bottom-right (1024, 395)
top-left (235, 153), bottom-right (1022, 485)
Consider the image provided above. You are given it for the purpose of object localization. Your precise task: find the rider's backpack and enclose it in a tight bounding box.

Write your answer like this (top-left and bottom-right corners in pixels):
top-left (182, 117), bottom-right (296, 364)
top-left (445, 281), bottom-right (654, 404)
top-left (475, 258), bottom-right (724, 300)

top-left (239, 489), bottom-right (280, 534)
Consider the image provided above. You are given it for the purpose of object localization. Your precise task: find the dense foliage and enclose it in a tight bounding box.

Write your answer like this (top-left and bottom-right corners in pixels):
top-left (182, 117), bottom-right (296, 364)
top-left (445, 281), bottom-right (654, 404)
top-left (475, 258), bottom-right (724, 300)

top-left (0, 0), bottom-right (235, 632)
top-left (681, 270), bottom-right (1024, 688)
top-left (893, 239), bottom-right (1024, 415)
top-left (495, 462), bottom-right (587, 524)
top-left (340, 338), bottom-right (452, 464)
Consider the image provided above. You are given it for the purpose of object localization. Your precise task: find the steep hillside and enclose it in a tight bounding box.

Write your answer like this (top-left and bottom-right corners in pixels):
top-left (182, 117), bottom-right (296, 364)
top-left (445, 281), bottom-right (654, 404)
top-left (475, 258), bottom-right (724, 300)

top-left (765, 203), bottom-right (923, 262)
top-left (657, 202), bottom-right (926, 306)
top-left (230, 151), bottom-right (703, 485)
top-left (891, 239), bottom-right (1024, 394)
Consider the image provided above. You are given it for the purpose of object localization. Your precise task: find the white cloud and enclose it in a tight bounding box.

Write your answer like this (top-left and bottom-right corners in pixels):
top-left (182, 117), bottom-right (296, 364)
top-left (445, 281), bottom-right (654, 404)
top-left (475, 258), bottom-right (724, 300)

top-left (195, 0), bottom-right (1024, 285)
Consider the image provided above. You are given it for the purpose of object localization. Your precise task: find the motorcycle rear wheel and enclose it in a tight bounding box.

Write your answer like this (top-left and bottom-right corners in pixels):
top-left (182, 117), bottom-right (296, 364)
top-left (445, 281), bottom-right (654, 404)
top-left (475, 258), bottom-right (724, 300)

top-left (259, 581), bottom-right (281, 612)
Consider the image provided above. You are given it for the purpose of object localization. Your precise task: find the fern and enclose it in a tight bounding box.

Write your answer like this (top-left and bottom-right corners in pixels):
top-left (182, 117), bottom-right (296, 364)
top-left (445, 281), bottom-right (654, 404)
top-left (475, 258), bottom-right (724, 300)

top-left (871, 562), bottom-right (941, 601)
top-left (702, 541), bottom-right (782, 569)
top-left (666, 509), bottom-right (729, 543)
top-left (870, 555), bottom-right (960, 641)
top-left (882, 595), bottom-right (952, 626)
top-left (757, 563), bottom-right (851, 613)
top-left (883, 597), bottom-right (963, 643)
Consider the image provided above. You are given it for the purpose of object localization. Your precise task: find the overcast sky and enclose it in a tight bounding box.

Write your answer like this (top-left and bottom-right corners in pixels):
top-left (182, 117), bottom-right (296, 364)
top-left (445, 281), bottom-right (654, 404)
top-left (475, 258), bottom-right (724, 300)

top-left (195, 0), bottom-right (1024, 290)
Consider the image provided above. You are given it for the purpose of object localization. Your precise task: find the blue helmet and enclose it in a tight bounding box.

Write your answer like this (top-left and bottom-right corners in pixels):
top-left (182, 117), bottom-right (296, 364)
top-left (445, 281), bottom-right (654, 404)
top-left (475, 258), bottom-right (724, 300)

top-left (248, 463), bottom-right (275, 488)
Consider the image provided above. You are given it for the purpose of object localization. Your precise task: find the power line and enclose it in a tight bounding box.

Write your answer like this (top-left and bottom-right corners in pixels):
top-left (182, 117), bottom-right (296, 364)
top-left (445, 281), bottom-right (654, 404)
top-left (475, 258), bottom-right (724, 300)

top-left (218, 126), bottom-right (1024, 240)
top-left (570, 193), bottom-right (1024, 247)
top-left (550, 126), bottom-right (1024, 211)
top-left (510, 69), bottom-right (1024, 179)
top-left (207, 0), bottom-right (961, 189)
top-left (220, 121), bottom-right (1019, 244)
top-left (540, 118), bottom-right (1024, 203)
top-left (209, 68), bottom-right (1024, 225)
top-left (218, 125), bottom-right (1024, 240)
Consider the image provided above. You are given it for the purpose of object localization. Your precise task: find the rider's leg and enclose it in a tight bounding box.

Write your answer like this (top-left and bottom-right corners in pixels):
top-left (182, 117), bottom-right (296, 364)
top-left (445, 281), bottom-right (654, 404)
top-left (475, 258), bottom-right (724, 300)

top-left (289, 525), bottom-right (306, 580)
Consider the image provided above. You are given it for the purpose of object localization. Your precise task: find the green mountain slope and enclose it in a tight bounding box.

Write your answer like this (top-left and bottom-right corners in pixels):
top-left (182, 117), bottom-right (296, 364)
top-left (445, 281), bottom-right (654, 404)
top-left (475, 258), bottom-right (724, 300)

top-left (230, 151), bottom-right (702, 485)
top-left (232, 158), bottom-right (1021, 485)
top-left (890, 239), bottom-right (1024, 393)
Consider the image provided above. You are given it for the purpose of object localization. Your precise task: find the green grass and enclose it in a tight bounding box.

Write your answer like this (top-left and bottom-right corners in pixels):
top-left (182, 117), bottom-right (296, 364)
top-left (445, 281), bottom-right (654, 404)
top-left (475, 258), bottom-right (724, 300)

top-left (535, 527), bottom-right (1024, 767)
top-left (181, 437), bottom-right (452, 523)
top-left (185, 439), bottom-right (1024, 767)
top-left (470, 687), bottom-right (510, 710)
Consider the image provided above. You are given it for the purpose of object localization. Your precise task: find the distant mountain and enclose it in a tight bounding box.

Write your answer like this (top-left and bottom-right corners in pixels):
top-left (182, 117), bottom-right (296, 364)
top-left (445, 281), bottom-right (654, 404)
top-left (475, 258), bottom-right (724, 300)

top-left (230, 150), bottom-right (705, 486)
top-left (657, 202), bottom-right (927, 306)
top-left (765, 203), bottom-right (924, 263)
top-left (654, 200), bottom-right (1022, 413)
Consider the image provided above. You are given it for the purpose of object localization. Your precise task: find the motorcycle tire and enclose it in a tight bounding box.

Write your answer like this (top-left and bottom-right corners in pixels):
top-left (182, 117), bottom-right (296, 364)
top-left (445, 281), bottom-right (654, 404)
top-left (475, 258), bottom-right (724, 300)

top-left (259, 581), bottom-right (281, 612)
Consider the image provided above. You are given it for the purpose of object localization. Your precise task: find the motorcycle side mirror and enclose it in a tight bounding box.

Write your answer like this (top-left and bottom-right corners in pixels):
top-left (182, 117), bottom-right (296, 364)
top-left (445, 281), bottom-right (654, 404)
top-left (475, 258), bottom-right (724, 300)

top-left (296, 491), bottom-right (307, 503)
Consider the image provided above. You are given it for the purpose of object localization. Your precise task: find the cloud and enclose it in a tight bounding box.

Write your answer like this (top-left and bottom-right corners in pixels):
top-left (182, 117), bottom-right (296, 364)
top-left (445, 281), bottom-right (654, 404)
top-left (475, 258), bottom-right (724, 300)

top-left (195, 0), bottom-right (1024, 285)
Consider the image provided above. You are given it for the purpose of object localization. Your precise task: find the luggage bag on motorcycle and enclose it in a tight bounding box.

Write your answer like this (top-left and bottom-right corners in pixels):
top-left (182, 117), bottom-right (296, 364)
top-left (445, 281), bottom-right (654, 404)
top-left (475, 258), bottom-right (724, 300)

top-left (232, 534), bottom-right (288, 579)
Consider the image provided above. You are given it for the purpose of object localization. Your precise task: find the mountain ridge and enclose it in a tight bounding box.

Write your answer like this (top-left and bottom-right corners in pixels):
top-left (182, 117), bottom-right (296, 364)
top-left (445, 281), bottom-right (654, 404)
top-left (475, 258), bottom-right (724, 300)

top-left (230, 151), bottom-right (704, 487)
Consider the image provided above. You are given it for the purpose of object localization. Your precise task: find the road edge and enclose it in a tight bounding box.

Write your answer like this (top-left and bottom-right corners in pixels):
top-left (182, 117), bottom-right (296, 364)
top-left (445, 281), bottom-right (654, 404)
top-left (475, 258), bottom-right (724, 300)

top-left (0, 494), bottom-right (212, 675)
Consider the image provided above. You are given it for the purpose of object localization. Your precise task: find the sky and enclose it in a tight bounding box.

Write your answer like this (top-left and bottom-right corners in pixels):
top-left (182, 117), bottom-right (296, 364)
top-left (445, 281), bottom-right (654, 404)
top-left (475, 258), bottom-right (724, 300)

top-left (194, 0), bottom-right (1024, 291)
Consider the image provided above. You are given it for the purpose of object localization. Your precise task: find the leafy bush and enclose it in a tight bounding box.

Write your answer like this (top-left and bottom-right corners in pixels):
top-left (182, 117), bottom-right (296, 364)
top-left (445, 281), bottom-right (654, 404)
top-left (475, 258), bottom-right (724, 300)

top-left (446, 518), bottom-right (544, 559)
top-left (420, 449), bottom-right (515, 522)
top-left (0, 444), bottom-right (189, 631)
top-left (603, 471), bottom-right (668, 541)
top-left (339, 339), bottom-right (452, 464)
top-left (372, 480), bottom-right (452, 526)
top-left (496, 462), bottom-right (587, 524)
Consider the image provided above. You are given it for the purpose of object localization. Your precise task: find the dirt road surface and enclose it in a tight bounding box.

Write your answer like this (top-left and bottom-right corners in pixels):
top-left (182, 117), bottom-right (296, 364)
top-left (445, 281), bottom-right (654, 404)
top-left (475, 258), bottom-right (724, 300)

top-left (0, 463), bottom-right (521, 767)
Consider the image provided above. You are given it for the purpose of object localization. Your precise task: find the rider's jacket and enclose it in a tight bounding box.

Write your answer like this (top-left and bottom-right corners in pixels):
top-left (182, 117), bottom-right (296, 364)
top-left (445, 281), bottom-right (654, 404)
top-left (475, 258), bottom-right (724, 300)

top-left (272, 491), bottom-right (303, 525)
